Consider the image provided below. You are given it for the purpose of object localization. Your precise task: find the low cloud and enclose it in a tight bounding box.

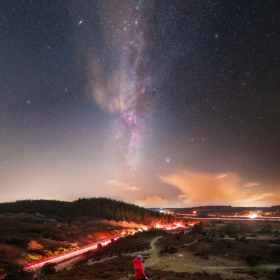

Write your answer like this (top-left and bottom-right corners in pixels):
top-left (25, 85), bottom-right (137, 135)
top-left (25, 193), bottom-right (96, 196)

top-left (159, 171), bottom-right (274, 206)
top-left (243, 182), bottom-right (260, 188)
top-left (106, 180), bottom-right (140, 191)
top-left (213, 174), bottom-right (228, 179)
top-left (137, 196), bottom-right (169, 207)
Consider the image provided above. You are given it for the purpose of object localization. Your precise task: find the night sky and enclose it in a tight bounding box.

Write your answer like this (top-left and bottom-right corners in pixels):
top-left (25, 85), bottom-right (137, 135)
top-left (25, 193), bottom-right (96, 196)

top-left (1, 0), bottom-right (280, 207)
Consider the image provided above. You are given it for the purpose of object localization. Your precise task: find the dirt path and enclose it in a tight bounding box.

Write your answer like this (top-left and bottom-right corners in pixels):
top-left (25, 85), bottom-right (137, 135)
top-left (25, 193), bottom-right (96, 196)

top-left (88, 236), bottom-right (162, 266)
top-left (142, 237), bottom-right (198, 268)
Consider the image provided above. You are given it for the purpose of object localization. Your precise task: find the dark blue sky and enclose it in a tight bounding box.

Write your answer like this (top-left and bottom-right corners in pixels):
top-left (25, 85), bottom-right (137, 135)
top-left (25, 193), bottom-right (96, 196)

top-left (1, 0), bottom-right (280, 207)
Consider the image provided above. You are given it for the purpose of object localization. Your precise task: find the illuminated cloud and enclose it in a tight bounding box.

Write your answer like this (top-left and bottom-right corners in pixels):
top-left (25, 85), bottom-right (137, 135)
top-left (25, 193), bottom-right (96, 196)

top-left (106, 180), bottom-right (140, 191)
top-left (137, 196), bottom-right (169, 207)
top-left (213, 174), bottom-right (228, 179)
top-left (159, 171), bottom-right (274, 206)
top-left (243, 182), bottom-right (260, 188)
top-left (236, 189), bottom-right (272, 203)
top-left (178, 194), bottom-right (192, 205)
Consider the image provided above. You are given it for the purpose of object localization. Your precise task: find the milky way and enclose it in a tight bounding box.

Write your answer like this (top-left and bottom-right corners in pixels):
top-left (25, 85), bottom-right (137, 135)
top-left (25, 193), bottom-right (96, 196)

top-left (87, 0), bottom-right (158, 180)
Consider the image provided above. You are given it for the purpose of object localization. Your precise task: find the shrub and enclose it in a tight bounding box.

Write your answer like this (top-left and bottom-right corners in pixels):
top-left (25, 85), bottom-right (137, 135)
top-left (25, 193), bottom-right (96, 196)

top-left (0, 247), bottom-right (7, 256)
top-left (68, 243), bottom-right (80, 251)
top-left (194, 251), bottom-right (208, 257)
top-left (273, 249), bottom-right (280, 255)
top-left (246, 255), bottom-right (262, 267)
top-left (164, 245), bottom-right (168, 253)
top-left (225, 231), bottom-right (237, 235)
top-left (118, 253), bottom-right (122, 258)
top-left (192, 222), bottom-right (203, 234)
top-left (28, 240), bottom-right (44, 251)
top-left (227, 242), bottom-right (234, 248)
top-left (4, 265), bottom-right (35, 279)
top-left (276, 268), bottom-right (280, 274)
top-left (43, 232), bottom-right (51, 238)
top-left (249, 234), bottom-right (257, 237)
top-left (219, 234), bottom-right (225, 238)
top-left (229, 234), bottom-right (239, 238)
top-left (175, 234), bottom-right (181, 241)
top-left (201, 232), bottom-right (206, 236)
top-left (199, 238), bottom-right (214, 243)
top-left (168, 247), bottom-right (178, 254)
top-left (41, 262), bottom-right (57, 275)
top-left (51, 233), bottom-right (66, 241)
top-left (188, 232), bottom-right (192, 236)
top-left (5, 237), bottom-right (26, 245)
top-left (56, 247), bottom-right (69, 254)
top-left (25, 253), bottom-right (43, 262)
top-left (234, 236), bottom-right (249, 244)
top-left (224, 225), bottom-right (238, 235)
top-left (195, 242), bottom-right (210, 256)
top-left (31, 228), bottom-right (44, 234)
top-left (239, 236), bottom-right (247, 242)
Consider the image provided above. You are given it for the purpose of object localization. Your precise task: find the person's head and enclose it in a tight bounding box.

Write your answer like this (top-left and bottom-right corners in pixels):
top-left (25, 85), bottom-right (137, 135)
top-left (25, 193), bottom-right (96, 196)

top-left (137, 255), bottom-right (142, 260)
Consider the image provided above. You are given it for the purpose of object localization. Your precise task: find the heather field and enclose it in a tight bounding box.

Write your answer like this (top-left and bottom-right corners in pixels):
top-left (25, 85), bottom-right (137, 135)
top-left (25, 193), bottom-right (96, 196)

top-left (1, 220), bottom-right (280, 279)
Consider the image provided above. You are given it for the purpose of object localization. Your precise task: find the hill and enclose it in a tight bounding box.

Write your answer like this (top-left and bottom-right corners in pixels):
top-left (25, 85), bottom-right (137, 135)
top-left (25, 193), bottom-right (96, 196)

top-left (0, 197), bottom-right (174, 224)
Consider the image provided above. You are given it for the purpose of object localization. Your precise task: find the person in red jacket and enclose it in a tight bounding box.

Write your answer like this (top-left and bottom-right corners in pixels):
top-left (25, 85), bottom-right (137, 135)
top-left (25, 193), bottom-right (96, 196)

top-left (134, 255), bottom-right (148, 280)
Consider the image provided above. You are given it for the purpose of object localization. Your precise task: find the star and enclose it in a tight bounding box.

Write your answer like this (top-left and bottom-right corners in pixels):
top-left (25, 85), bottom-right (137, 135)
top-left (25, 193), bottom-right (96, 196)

top-left (166, 159), bottom-right (170, 162)
top-left (78, 20), bottom-right (83, 25)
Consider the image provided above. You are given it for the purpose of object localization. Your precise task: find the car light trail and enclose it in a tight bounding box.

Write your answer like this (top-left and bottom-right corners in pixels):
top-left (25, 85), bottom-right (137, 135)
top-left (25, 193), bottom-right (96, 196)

top-left (180, 216), bottom-right (280, 221)
top-left (155, 223), bottom-right (184, 230)
top-left (24, 236), bottom-right (122, 270)
top-left (0, 235), bottom-right (123, 279)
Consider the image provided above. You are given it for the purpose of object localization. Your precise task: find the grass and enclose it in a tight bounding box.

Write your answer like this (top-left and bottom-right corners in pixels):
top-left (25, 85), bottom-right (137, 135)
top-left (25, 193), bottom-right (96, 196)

top-left (2, 220), bottom-right (280, 279)
top-left (75, 233), bottom-right (156, 267)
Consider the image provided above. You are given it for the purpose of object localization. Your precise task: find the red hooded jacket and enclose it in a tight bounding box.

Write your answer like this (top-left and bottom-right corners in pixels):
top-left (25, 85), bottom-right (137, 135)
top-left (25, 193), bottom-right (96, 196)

top-left (134, 257), bottom-right (146, 279)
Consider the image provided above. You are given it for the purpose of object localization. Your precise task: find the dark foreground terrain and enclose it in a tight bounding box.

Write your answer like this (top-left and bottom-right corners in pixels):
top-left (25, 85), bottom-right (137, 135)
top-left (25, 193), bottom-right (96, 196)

top-left (1, 219), bottom-right (280, 279)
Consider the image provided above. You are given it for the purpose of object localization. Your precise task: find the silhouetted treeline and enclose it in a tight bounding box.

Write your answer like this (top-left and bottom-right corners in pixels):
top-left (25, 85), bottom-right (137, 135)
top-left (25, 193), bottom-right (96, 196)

top-left (0, 198), bottom-right (174, 224)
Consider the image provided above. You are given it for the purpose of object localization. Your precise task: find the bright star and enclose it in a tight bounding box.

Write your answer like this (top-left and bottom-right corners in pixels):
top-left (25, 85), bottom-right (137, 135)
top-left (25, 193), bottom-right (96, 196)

top-left (166, 159), bottom-right (170, 162)
top-left (79, 20), bottom-right (83, 25)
